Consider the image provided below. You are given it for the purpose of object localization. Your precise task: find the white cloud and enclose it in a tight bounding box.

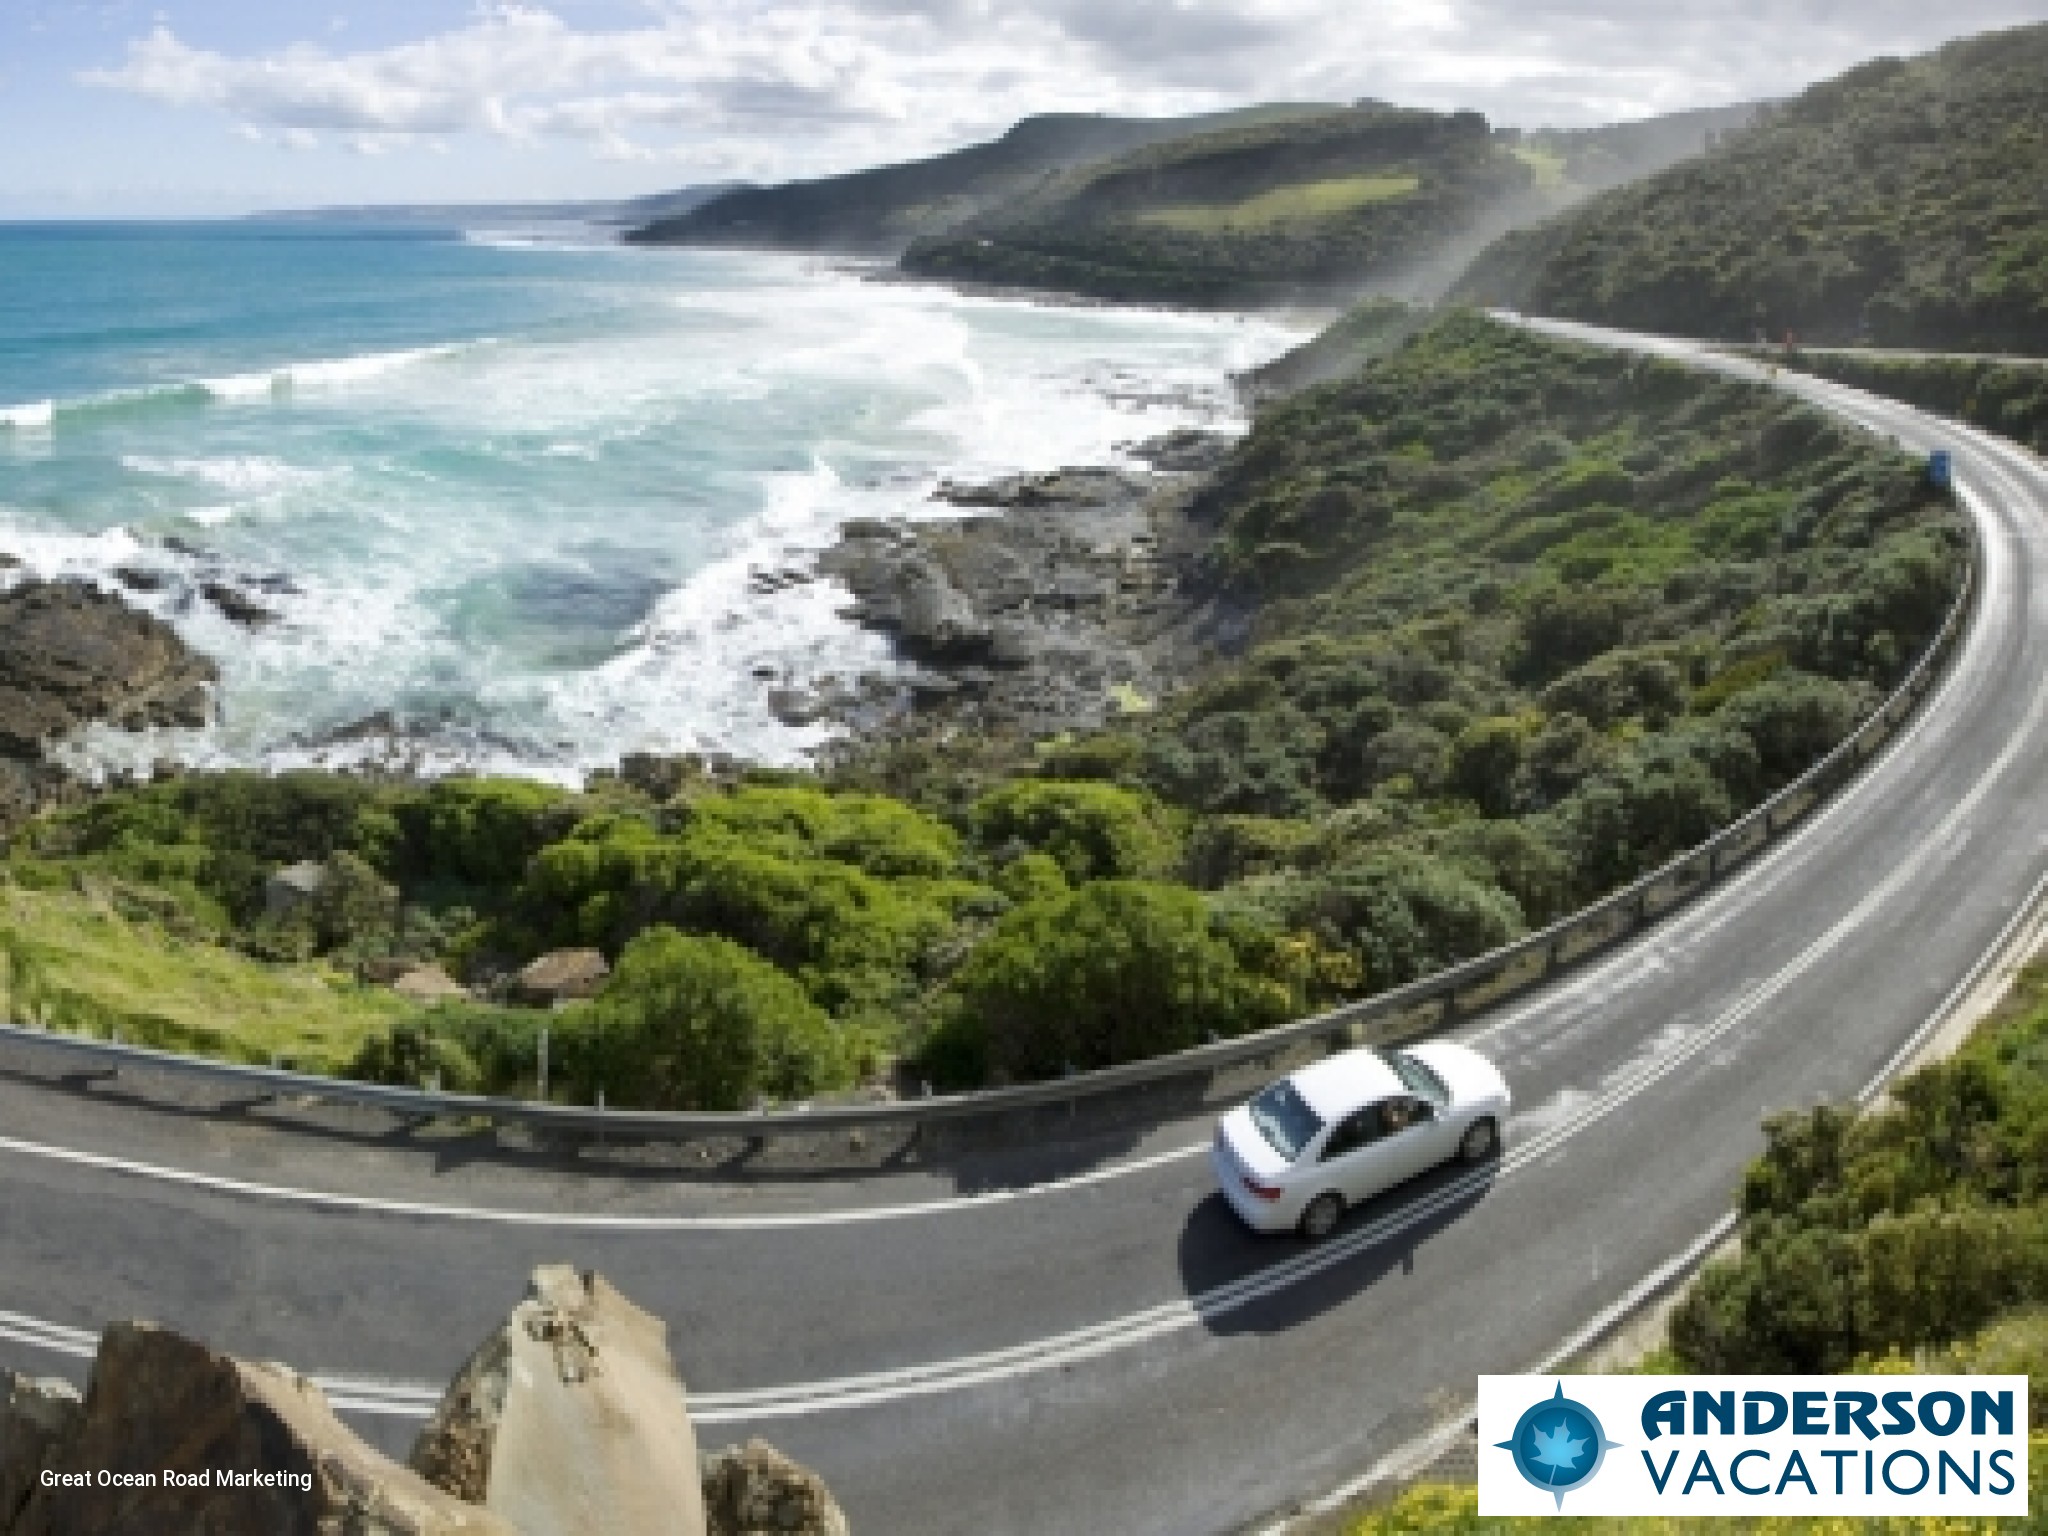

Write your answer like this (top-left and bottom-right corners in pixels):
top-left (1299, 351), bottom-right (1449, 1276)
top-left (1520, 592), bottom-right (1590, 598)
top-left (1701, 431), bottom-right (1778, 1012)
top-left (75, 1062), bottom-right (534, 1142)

top-left (78, 1), bottom-right (2048, 180)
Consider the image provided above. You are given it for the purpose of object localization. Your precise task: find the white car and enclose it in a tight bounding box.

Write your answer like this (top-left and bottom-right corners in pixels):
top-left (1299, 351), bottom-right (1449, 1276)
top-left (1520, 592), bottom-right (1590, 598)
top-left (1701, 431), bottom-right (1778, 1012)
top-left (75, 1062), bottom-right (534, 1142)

top-left (1211, 1041), bottom-right (1511, 1238)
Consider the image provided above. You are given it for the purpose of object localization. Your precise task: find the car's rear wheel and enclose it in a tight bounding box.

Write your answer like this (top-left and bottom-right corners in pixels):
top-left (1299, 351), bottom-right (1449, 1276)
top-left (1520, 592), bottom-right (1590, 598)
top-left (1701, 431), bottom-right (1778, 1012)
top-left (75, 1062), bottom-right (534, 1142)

top-left (1298, 1192), bottom-right (1345, 1240)
top-left (1459, 1117), bottom-right (1499, 1163)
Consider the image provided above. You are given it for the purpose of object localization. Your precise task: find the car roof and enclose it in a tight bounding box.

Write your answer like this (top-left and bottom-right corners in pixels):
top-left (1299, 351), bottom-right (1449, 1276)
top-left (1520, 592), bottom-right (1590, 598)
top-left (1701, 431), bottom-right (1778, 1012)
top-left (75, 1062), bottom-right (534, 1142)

top-left (1289, 1047), bottom-right (1403, 1121)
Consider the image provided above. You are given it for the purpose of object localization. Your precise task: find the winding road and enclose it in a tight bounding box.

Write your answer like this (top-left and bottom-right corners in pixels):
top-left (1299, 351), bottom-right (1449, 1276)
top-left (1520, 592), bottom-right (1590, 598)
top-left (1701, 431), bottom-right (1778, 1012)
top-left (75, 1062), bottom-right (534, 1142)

top-left (6, 323), bottom-right (2048, 1534)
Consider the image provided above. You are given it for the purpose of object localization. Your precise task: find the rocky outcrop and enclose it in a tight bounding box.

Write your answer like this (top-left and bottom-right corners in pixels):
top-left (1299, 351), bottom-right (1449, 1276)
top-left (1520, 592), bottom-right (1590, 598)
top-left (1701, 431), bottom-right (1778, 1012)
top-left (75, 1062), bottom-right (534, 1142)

top-left (509, 949), bottom-right (610, 1006)
top-left (700, 1441), bottom-right (849, 1536)
top-left (5, 1322), bottom-right (510, 1536)
top-left (0, 1374), bottom-right (82, 1528)
top-left (0, 579), bottom-right (215, 760)
top-left (2, 1271), bottom-right (848, 1536)
top-left (409, 1265), bottom-right (707, 1536)
top-left (813, 453), bottom-right (1226, 751)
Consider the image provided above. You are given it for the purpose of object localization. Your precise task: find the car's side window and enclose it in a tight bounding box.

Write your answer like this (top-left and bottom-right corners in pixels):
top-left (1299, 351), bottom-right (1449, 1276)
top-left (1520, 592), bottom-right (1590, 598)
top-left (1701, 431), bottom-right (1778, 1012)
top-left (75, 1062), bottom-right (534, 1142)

top-left (1320, 1110), bottom-right (1374, 1161)
top-left (1375, 1095), bottom-right (1434, 1137)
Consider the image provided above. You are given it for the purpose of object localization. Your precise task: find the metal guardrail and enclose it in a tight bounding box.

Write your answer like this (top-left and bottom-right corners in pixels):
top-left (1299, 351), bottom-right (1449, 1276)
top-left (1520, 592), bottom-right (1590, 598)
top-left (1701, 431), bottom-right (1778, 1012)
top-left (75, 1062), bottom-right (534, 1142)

top-left (0, 494), bottom-right (1980, 1149)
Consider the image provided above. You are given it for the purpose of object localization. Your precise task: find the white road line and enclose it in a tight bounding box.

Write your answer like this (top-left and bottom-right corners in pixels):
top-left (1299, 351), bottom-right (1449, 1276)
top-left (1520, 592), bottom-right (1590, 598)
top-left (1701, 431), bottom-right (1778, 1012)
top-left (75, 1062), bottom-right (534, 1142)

top-left (0, 1132), bottom-right (1207, 1230)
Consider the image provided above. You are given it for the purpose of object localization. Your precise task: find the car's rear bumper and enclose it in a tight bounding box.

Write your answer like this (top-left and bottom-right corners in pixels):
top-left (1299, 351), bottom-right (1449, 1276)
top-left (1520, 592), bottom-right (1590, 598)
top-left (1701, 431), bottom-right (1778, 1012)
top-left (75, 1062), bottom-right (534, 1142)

top-left (1211, 1141), bottom-right (1296, 1233)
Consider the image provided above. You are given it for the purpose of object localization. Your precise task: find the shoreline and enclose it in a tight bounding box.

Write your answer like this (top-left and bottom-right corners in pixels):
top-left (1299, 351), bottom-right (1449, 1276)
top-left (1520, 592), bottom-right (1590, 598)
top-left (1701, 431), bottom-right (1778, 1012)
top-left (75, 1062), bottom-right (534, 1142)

top-left (0, 250), bottom-right (1312, 798)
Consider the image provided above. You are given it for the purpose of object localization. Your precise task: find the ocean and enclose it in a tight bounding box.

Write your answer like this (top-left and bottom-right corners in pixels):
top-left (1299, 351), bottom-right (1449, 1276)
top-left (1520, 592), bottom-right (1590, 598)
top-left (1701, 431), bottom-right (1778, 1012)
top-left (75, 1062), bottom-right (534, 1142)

top-left (0, 220), bottom-right (1301, 781)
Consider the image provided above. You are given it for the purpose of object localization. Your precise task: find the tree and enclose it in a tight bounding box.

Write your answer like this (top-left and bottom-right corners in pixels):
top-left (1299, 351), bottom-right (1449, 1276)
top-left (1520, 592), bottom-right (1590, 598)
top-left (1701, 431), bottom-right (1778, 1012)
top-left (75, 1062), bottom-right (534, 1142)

top-left (945, 881), bottom-right (1285, 1083)
top-left (584, 927), bottom-right (849, 1111)
top-left (971, 780), bottom-right (1179, 883)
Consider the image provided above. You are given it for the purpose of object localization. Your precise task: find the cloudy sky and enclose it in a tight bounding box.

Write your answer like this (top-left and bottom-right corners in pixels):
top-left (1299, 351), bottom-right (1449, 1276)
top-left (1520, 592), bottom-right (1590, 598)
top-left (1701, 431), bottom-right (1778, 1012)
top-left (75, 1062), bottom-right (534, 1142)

top-left (5, 0), bottom-right (2044, 215)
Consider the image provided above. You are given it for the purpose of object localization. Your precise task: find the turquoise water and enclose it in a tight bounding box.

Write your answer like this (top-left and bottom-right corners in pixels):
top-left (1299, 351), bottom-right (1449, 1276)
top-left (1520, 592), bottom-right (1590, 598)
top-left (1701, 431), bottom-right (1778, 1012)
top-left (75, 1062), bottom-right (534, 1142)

top-left (0, 221), bottom-right (1299, 778)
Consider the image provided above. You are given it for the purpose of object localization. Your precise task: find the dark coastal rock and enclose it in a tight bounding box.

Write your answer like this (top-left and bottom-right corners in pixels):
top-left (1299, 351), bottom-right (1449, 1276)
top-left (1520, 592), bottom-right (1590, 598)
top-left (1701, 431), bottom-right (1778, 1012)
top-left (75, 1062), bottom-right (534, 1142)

top-left (1125, 427), bottom-right (1236, 473)
top-left (200, 581), bottom-right (280, 628)
top-left (813, 453), bottom-right (1230, 754)
top-left (111, 567), bottom-right (168, 594)
top-left (0, 580), bottom-right (217, 761)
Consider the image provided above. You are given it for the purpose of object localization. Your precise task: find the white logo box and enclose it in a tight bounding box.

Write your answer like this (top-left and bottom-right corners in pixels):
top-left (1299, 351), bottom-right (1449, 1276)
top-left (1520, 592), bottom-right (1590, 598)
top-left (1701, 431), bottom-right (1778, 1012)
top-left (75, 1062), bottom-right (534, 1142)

top-left (1478, 1374), bottom-right (2029, 1517)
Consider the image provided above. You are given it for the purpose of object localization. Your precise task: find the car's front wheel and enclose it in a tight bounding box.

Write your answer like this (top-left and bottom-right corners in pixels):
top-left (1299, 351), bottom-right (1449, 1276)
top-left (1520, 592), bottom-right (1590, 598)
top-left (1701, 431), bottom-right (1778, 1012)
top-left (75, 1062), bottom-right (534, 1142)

top-left (1298, 1191), bottom-right (1345, 1240)
top-left (1458, 1117), bottom-right (1499, 1163)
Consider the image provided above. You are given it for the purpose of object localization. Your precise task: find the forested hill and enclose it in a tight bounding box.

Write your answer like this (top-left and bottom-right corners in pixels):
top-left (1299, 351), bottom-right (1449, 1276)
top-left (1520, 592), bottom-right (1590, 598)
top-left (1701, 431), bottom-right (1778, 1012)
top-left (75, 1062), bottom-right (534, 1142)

top-left (622, 106), bottom-right (1335, 256)
top-left (896, 104), bottom-right (1532, 305)
top-left (1451, 22), bottom-right (2048, 350)
top-left (893, 102), bottom-right (1758, 307)
top-left (626, 99), bottom-right (1753, 302)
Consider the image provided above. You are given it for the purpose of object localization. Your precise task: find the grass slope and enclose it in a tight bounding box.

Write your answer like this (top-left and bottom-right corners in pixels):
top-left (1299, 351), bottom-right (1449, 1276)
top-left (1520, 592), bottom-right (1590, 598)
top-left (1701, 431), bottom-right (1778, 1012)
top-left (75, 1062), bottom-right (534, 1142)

top-left (1453, 23), bottom-right (2048, 349)
top-left (0, 881), bottom-right (411, 1068)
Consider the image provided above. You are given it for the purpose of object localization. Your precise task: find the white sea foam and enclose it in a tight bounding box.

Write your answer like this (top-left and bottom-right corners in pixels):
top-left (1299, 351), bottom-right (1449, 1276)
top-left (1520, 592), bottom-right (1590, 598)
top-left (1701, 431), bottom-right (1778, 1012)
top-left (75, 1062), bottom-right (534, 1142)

top-left (15, 251), bottom-right (1305, 779)
top-left (0, 399), bottom-right (53, 430)
top-left (121, 455), bottom-right (338, 496)
top-left (199, 341), bottom-right (484, 403)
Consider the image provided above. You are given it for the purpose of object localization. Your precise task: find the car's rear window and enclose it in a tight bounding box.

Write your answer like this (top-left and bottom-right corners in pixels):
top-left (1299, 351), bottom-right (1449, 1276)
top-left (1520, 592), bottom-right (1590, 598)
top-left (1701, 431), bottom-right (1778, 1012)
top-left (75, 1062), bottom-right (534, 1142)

top-left (1392, 1051), bottom-right (1450, 1105)
top-left (1247, 1080), bottom-right (1324, 1162)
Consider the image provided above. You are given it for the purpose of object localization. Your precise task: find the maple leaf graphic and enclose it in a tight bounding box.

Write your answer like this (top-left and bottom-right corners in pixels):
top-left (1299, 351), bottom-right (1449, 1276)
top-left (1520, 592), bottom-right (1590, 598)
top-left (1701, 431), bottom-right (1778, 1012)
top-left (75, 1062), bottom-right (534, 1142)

top-left (1527, 1418), bottom-right (1587, 1477)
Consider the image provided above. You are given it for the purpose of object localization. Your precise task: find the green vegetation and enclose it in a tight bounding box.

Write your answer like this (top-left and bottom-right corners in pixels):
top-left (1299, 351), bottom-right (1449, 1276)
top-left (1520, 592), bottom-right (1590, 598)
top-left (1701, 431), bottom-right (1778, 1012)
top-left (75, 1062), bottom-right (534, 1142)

top-left (1240, 298), bottom-right (1428, 401)
top-left (625, 106), bottom-right (1339, 256)
top-left (1135, 174), bottom-right (1421, 234)
top-left (902, 106), bottom-right (1534, 305)
top-left (1345, 1433), bottom-right (2048, 1532)
top-left (0, 316), bottom-right (1962, 1108)
top-left (1786, 352), bottom-right (2048, 456)
top-left (1455, 24), bottom-right (2048, 349)
top-left (0, 882), bottom-right (413, 1069)
top-left (1670, 959), bottom-right (2048, 1375)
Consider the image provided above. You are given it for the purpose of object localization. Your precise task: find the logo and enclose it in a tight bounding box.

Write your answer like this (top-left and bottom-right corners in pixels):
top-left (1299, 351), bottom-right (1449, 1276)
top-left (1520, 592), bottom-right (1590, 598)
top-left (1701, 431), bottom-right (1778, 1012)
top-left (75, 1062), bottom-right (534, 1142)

top-left (1496, 1382), bottom-right (1622, 1508)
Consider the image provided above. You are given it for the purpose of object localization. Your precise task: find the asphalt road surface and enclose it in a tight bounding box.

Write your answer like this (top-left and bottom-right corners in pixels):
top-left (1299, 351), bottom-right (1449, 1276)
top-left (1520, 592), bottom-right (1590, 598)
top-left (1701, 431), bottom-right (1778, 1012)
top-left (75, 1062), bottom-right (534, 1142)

top-left (5, 322), bottom-right (2048, 1535)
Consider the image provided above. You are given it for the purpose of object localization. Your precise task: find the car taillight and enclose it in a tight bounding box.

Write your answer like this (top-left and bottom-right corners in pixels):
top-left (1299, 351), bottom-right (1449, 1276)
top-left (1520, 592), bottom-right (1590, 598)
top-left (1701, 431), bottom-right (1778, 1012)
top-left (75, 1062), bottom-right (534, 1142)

top-left (1242, 1172), bottom-right (1284, 1201)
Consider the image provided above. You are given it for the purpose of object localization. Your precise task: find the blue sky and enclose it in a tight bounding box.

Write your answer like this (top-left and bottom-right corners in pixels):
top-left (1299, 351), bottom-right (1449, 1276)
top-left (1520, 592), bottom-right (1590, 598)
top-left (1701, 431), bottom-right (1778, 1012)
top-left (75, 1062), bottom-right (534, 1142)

top-left (6, 0), bottom-right (2046, 217)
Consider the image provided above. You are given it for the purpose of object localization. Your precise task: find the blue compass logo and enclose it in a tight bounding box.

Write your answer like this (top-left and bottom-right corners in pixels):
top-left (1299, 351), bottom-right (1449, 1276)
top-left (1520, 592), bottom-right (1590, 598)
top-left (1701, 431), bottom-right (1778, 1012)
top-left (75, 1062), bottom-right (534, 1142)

top-left (1495, 1383), bottom-right (1622, 1508)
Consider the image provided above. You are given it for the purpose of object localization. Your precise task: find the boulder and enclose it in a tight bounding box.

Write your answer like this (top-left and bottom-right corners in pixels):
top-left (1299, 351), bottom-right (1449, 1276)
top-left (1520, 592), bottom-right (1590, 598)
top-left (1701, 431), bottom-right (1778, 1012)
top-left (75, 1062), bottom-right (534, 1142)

top-left (264, 860), bottom-right (329, 920)
top-left (511, 948), bottom-right (610, 1006)
top-left (9, 1321), bottom-right (511, 1536)
top-left (410, 1264), bottom-right (707, 1536)
top-left (392, 965), bottom-right (470, 1003)
top-left (0, 1372), bottom-right (82, 1528)
top-left (200, 581), bottom-right (279, 628)
top-left (700, 1441), bottom-right (849, 1536)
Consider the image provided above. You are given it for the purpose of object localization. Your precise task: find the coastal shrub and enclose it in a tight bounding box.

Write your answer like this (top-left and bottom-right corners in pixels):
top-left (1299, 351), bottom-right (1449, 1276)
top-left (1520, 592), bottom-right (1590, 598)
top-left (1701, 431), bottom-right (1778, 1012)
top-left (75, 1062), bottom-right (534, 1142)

top-left (1258, 850), bottom-right (1526, 993)
top-left (520, 793), bottom-right (967, 1015)
top-left (1714, 671), bottom-right (1868, 788)
top-left (402, 777), bottom-right (570, 886)
top-left (577, 927), bottom-right (851, 1111)
top-left (970, 780), bottom-right (1179, 883)
top-left (942, 880), bottom-right (1287, 1083)
top-left (1668, 961), bottom-right (2048, 1375)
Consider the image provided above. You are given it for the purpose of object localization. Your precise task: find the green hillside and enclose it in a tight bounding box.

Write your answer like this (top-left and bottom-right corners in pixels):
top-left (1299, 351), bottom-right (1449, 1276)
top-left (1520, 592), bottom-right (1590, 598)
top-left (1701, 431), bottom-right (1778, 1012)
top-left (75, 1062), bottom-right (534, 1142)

top-left (623, 106), bottom-right (1335, 256)
top-left (1453, 23), bottom-right (2048, 349)
top-left (898, 105), bottom-right (1535, 305)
